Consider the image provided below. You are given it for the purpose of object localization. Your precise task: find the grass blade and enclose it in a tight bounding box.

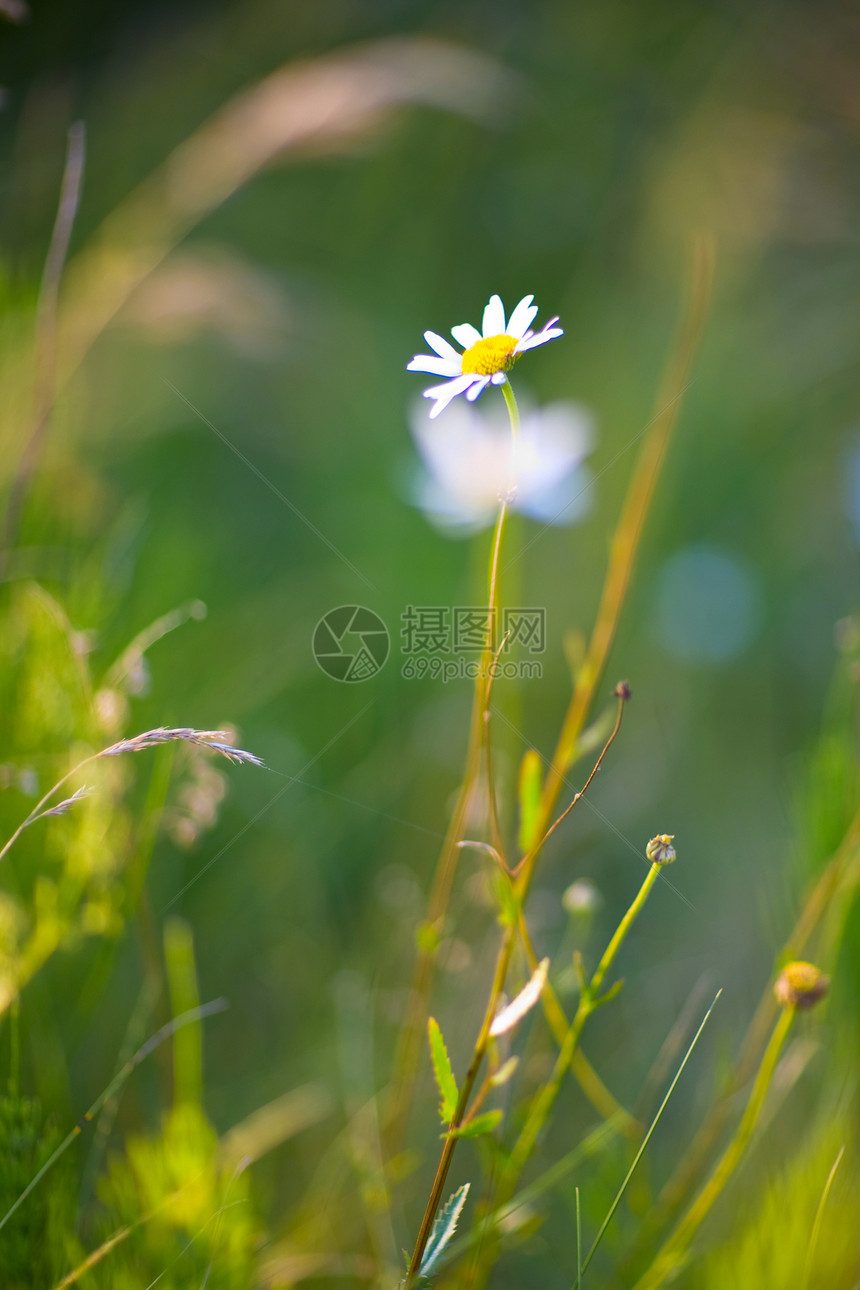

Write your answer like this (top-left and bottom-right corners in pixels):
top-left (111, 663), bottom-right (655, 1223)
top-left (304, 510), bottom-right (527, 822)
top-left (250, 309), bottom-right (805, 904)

top-left (573, 990), bottom-right (722, 1287)
top-left (0, 999), bottom-right (228, 1234)
top-left (803, 1143), bottom-right (845, 1290)
top-left (576, 1186), bottom-right (582, 1290)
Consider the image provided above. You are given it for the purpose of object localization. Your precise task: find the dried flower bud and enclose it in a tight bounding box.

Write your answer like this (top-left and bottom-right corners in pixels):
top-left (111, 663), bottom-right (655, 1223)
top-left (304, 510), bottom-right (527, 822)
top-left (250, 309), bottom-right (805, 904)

top-left (646, 834), bottom-right (676, 865)
top-left (774, 960), bottom-right (829, 1010)
top-left (614, 680), bottom-right (632, 701)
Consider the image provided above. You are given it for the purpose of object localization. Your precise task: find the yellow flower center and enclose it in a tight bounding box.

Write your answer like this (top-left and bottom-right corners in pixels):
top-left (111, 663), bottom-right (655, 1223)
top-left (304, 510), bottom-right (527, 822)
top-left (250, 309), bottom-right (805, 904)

top-left (461, 333), bottom-right (520, 376)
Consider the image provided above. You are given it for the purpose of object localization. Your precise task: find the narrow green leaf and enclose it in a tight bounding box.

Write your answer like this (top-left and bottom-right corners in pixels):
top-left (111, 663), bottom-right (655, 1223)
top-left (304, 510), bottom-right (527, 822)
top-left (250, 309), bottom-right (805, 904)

top-left (490, 1057), bottom-right (519, 1087)
top-left (419, 1182), bottom-right (470, 1278)
top-left (593, 979), bottom-right (624, 1010)
top-left (428, 1017), bottom-right (458, 1124)
top-left (446, 1110), bottom-right (503, 1140)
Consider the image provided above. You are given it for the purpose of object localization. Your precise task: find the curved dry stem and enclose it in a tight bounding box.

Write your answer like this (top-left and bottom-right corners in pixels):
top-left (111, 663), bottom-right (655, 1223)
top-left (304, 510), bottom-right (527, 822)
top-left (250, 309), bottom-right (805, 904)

top-left (514, 691), bottom-right (627, 878)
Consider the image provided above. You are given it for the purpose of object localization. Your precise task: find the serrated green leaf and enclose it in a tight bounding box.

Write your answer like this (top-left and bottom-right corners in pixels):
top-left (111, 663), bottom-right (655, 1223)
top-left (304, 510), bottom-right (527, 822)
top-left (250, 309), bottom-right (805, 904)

top-left (419, 1182), bottom-right (470, 1278)
top-left (428, 1017), bottom-right (458, 1124)
top-left (446, 1110), bottom-right (503, 1140)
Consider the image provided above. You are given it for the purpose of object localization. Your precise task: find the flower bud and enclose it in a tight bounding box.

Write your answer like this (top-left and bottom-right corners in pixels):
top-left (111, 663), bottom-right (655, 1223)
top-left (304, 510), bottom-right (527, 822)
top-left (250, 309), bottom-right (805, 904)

top-left (614, 680), bottom-right (632, 700)
top-left (774, 960), bottom-right (829, 1010)
top-left (646, 834), bottom-right (676, 865)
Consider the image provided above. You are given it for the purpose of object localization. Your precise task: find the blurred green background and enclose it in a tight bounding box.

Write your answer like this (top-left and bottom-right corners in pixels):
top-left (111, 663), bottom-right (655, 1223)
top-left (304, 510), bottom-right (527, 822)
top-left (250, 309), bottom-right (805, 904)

top-left (0, 0), bottom-right (858, 1286)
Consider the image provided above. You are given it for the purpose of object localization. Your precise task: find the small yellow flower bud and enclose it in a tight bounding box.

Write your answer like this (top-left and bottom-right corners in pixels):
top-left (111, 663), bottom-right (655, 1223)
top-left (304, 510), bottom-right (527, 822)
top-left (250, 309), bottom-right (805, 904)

top-left (774, 961), bottom-right (829, 1010)
top-left (646, 834), bottom-right (676, 865)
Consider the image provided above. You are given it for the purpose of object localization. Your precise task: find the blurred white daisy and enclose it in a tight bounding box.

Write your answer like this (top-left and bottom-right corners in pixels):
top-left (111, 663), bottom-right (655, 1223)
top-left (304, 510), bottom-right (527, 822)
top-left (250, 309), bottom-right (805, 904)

top-left (407, 293), bottom-right (563, 419)
top-left (409, 396), bottom-right (594, 534)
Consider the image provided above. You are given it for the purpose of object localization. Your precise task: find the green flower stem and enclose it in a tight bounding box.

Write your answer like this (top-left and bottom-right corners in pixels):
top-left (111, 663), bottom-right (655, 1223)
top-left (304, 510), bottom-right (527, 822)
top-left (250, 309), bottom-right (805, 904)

top-left (592, 861), bottom-right (661, 998)
top-left (501, 377), bottom-right (520, 443)
top-left (517, 909), bottom-right (641, 1138)
top-left (504, 863), bottom-right (662, 1188)
top-left (403, 381), bottom-right (522, 1279)
top-left (387, 386), bottom-right (517, 1147)
top-left (632, 1003), bottom-right (795, 1290)
top-left (408, 247), bottom-right (713, 1286)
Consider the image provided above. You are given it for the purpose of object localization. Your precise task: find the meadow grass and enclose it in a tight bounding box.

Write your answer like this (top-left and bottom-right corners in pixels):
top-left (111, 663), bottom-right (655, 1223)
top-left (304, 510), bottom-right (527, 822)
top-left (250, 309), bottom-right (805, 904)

top-left (0, 32), bottom-right (858, 1290)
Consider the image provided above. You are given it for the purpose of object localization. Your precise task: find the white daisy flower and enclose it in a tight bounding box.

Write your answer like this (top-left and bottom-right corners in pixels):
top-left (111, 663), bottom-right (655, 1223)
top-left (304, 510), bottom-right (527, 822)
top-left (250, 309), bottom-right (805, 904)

top-left (408, 396), bottom-right (594, 534)
top-left (407, 293), bottom-right (563, 419)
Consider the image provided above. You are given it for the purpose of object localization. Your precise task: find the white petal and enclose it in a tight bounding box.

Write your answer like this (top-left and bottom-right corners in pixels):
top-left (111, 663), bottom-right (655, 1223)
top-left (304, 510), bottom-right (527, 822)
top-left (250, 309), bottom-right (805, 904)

top-left (423, 372), bottom-right (475, 399)
top-left (424, 373), bottom-right (477, 418)
top-left (490, 371), bottom-right (508, 385)
top-left (451, 323), bottom-right (482, 349)
top-left (490, 960), bottom-right (549, 1037)
top-left (482, 294), bottom-right (506, 338)
top-left (506, 295), bottom-right (537, 339)
top-left (424, 330), bottom-right (461, 362)
top-left (516, 326), bottom-right (564, 354)
top-left (465, 376), bottom-right (491, 402)
top-left (407, 354), bottom-right (462, 376)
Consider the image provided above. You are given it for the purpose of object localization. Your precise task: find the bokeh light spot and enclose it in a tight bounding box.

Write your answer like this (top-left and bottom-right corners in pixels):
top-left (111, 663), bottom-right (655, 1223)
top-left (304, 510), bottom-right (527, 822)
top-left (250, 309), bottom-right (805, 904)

top-left (653, 545), bottom-right (761, 664)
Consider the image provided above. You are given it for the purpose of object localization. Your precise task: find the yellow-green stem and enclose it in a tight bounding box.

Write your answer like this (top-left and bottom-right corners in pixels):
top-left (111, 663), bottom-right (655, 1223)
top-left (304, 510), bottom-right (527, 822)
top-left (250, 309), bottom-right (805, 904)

top-left (632, 1004), bottom-right (794, 1290)
top-left (501, 378), bottom-right (520, 445)
top-left (517, 910), bottom-right (641, 1138)
top-left (592, 863), bottom-right (661, 997)
top-left (504, 863), bottom-right (661, 1185)
top-left (386, 493), bottom-right (510, 1148)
